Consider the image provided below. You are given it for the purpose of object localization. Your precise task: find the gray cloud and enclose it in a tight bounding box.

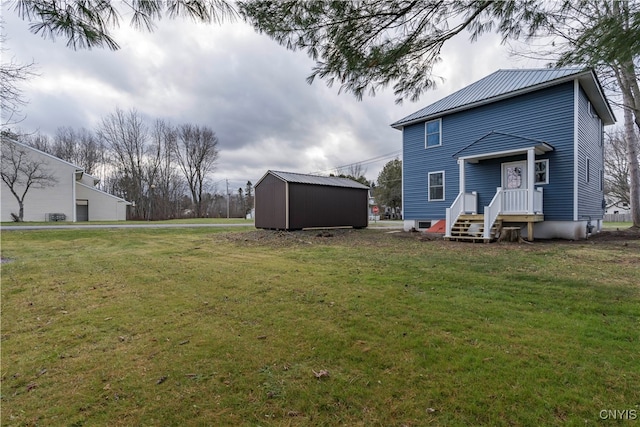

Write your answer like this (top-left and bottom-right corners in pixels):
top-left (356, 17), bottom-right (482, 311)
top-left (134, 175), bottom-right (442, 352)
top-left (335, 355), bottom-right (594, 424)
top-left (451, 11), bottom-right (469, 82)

top-left (2, 7), bottom-right (546, 188)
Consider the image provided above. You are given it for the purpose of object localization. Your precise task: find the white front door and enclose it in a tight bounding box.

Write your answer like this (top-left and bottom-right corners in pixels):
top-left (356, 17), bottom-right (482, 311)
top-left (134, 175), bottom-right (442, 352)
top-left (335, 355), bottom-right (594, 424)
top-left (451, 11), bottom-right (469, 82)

top-left (502, 161), bottom-right (527, 213)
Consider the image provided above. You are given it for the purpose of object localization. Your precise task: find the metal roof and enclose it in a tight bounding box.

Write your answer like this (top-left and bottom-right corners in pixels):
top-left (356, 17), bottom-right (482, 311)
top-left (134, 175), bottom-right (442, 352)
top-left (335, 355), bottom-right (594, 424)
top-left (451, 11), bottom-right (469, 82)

top-left (391, 68), bottom-right (615, 128)
top-left (261, 170), bottom-right (370, 189)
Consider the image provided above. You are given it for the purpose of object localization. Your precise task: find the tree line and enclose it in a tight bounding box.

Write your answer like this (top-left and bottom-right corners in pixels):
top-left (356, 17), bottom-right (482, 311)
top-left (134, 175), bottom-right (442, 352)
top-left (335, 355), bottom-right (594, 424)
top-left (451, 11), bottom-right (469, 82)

top-left (3, 1), bottom-right (639, 226)
top-left (7, 107), bottom-right (254, 220)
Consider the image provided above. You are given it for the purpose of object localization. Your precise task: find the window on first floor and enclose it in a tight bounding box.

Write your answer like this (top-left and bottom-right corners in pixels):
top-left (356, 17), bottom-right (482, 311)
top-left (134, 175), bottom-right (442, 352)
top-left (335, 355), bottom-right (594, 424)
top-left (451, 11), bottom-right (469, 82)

top-left (534, 159), bottom-right (549, 185)
top-left (428, 171), bottom-right (445, 201)
top-left (425, 119), bottom-right (442, 148)
top-left (600, 169), bottom-right (603, 191)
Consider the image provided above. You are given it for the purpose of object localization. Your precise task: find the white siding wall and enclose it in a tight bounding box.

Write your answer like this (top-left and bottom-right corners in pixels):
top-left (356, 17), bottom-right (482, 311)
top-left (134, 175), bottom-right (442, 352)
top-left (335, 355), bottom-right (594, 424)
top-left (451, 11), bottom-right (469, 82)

top-left (76, 183), bottom-right (128, 221)
top-left (1, 145), bottom-right (76, 222)
top-left (2, 141), bottom-right (129, 222)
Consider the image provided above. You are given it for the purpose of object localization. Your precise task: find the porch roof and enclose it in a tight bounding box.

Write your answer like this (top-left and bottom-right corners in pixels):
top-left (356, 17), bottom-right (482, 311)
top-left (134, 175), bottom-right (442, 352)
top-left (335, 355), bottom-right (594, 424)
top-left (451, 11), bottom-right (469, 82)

top-left (453, 131), bottom-right (554, 163)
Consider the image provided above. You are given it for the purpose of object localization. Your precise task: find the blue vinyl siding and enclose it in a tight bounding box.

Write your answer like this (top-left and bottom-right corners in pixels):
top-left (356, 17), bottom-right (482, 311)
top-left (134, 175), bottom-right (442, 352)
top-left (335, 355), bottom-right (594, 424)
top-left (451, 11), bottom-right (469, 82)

top-left (403, 122), bottom-right (457, 218)
top-left (403, 82), bottom-right (576, 220)
top-left (577, 88), bottom-right (605, 219)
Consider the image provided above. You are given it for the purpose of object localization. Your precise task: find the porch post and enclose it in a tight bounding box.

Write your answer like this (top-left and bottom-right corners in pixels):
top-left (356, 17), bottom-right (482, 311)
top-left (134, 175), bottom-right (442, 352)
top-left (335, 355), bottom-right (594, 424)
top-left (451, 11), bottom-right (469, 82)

top-left (458, 159), bottom-right (465, 194)
top-left (527, 148), bottom-right (535, 214)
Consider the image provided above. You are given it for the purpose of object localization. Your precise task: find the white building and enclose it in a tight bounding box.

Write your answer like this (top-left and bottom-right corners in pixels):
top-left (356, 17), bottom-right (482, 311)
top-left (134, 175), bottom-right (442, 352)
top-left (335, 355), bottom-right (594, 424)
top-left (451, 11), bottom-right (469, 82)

top-left (1, 137), bottom-right (131, 222)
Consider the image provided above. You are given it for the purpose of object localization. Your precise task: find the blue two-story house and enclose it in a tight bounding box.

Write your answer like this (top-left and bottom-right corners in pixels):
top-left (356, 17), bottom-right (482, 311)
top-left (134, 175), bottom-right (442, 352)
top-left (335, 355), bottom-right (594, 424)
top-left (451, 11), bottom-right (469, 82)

top-left (391, 68), bottom-right (615, 241)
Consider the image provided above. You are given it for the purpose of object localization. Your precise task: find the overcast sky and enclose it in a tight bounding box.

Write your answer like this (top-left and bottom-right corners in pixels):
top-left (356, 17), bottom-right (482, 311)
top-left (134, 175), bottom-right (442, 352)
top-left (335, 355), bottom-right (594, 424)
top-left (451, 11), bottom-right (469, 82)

top-left (2, 5), bottom-right (547, 191)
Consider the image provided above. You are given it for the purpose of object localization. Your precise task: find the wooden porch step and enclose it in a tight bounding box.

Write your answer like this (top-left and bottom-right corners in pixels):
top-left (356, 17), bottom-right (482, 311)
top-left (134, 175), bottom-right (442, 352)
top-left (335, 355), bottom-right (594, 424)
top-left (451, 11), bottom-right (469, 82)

top-left (445, 235), bottom-right (492, 243)
top-left (448, 216), bottom-right (502, 242)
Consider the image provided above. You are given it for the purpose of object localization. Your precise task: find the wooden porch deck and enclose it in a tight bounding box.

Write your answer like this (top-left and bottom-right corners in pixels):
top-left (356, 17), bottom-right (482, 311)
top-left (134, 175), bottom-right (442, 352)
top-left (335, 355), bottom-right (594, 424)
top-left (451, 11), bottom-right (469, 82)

top-left (447, 213), bottom-right (544, 242)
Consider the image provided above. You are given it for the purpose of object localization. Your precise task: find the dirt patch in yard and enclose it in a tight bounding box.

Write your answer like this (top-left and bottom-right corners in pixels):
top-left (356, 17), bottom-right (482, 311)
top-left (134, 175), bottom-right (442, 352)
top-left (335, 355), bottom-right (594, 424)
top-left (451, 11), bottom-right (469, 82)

top-left (589, 227), bottom-right (640, 242)
top-left (221, 228), bottom-right (369, 248)
top-left (220, 227), bottom-right (640, 249)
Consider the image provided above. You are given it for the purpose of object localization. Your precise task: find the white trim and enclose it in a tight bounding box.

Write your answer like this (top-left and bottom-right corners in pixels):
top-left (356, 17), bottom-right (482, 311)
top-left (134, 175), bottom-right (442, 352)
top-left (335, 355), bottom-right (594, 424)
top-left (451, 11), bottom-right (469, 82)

top-left (401, 153), bottom-right (405, 220)
top-left (573, 79), bottom-right (579, 221)
top-left (72, 172), bottom-right (77, 222)
top-left (458, 143), bottom-right (552, 163)
top-left (458, 159), bottom-right (465, 193)
top-left (527, 148), bottom-right (535, 214)
top-left (75, 181), bottom-right (131, 203)
top-left (534, 159), bottom-right (549, 185)
top-left (428, 170), bottom-right (445, 201)
top-left (5, 137), bottom-right (99, 183)
top-left (424, 118), bottom-right (442, 148)
top-left (285, 181), bottom-right (290, 230)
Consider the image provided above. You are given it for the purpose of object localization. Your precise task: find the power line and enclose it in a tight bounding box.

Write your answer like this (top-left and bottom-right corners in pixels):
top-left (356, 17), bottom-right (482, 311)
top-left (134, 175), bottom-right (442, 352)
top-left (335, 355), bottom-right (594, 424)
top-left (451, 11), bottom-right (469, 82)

top-left (309, 149), bottom-right (402, 175)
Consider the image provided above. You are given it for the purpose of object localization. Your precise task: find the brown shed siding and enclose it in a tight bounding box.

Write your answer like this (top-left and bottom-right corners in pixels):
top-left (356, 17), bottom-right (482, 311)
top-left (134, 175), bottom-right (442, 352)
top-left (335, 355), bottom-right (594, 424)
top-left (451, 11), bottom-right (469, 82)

top-left (255, 170), bottom-right (369, 230)
top-left (288, 184), bottom-right (368, 229)
top-left (255, 173), bottom-right (287, 229)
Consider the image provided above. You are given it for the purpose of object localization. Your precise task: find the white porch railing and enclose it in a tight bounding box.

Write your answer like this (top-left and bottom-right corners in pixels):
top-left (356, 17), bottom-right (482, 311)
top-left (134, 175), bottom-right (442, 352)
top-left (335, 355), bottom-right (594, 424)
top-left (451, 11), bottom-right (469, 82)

top-left (533, 187), bottom-right (543, 214)
top-left (445, 191), bottom-right (477, 237)
top-left (501, 188), bottom-right (544, 214)
top-left (447, 188), bottom-right (543, 240)
top-left (484, 187), bottom-right (503, 239)
top-left (484, 187), bottom-right (543, 238)
top-left (502, 189), bottom-right (527, 213)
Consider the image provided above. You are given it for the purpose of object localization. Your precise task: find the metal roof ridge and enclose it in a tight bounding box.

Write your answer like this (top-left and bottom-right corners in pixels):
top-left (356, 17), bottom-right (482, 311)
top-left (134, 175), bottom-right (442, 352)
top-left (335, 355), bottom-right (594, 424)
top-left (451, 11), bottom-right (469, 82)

top-left (391, 67), bottom-right (592, 129)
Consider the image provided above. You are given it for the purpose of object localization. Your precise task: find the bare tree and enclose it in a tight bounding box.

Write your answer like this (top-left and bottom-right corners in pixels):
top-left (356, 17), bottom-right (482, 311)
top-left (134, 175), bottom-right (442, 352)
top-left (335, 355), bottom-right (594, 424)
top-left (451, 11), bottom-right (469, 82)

top-left (173, 124), bottom-right (219, 217)
top-left (334, 163), bottom-right (370, 186)
top-left (1, 135), bottom-right (57, 221)
top-left (1, 19), bottom-right (38, 127)
top-left (97, 108), bottom-right (148, 218)
top-left (21, 130), bottom-right (52, 152)
top-left (52, 126), bottom-right (104, 175)
top-left (549, 1), bottom-right (640, 228)
top-left (147, 120), bottom-right (184, 219)
top-left (604, 130), bottom-right (638, 209)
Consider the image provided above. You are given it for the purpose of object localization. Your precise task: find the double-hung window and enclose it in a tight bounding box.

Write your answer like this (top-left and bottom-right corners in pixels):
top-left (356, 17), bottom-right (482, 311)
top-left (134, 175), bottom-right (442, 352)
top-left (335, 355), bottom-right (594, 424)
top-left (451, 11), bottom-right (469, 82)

top-left (534, 159), bottom-right (549, 185)
top-left (428, 171), bottom-right (445, 201)
top-left (585, 157), bottom-right (591, 183)
top-left (425, 119), bottom-right (441, 148)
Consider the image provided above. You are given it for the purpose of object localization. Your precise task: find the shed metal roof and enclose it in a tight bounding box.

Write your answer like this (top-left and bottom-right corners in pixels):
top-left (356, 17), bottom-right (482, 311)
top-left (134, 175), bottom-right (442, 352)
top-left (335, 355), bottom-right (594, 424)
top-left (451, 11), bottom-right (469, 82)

top-left (391, 68), bottom-right (615, 128)
top-left (258, 170), bottom-right (370, 189)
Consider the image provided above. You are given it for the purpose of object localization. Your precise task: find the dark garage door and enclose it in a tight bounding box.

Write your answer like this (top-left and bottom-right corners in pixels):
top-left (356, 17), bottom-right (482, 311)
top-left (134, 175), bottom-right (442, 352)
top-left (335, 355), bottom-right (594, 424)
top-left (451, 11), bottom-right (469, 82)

top-left (76, 200), bottom-right (89, 221)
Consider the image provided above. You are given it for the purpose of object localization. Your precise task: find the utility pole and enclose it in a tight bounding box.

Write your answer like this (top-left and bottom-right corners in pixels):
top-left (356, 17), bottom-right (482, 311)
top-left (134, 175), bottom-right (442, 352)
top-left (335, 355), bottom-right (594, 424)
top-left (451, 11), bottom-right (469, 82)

top-left (226, 179), bottom-right (230, 219)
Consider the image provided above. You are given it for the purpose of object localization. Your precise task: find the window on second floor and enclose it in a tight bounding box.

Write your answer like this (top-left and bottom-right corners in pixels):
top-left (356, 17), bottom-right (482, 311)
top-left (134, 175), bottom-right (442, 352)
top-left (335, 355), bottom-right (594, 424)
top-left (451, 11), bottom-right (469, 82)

top-left (425, 119), bottom-right (442, 148)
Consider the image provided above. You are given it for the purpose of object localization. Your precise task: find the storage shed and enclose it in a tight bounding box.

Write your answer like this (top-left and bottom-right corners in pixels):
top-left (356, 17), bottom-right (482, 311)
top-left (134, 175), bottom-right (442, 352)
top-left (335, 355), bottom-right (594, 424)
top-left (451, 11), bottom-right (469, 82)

top-left (255, 170), bottom-right (370, 230)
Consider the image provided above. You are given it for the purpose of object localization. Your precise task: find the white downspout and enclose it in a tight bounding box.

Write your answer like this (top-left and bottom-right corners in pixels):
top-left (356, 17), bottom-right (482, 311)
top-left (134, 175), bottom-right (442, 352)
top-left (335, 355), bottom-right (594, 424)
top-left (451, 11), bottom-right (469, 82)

top-left (573, 79), bottom-right (580, 221)
top-left (459, 159), bottom-right (466, 213)
top-left (72, 171), bottom-right (77, 222)
top-left (527, 148), bottom-right (535, 214)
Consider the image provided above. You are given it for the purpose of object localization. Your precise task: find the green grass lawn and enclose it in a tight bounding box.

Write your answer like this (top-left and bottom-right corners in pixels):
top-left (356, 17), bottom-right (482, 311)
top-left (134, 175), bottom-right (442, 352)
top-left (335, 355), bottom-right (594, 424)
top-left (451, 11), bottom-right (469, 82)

top-left (1, 218), bottom-right (254, 227)
top-left (1, 228), bottom-right (638, 426)
top-left (603, 221), bottom-right (634, 230)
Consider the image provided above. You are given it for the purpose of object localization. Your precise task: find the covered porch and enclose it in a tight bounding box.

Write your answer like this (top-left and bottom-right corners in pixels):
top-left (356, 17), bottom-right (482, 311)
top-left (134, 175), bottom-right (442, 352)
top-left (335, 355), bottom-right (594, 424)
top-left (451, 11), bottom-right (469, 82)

top-left (445, 132), bottom-right (553, 241)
